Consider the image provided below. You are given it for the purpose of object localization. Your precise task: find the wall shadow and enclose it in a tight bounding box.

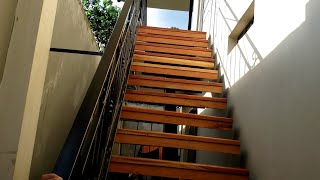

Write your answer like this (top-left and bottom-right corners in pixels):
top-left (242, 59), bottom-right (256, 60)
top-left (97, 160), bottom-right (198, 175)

top-left (229, 0), bottom-right (320, 179)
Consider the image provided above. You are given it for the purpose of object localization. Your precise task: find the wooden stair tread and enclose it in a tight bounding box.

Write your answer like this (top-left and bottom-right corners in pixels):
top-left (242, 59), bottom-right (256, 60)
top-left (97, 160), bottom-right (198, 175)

top-left (132, 62), bottom-right (216, 73)
top-left (122, 106), bottom-right (231, 122)
top-left (110, 156), bottom-right (249, 179)
top-left (129, 75), bottom-right (222, 86)
top-left (121, 106), bottom-right (232, 130)
top-left (128, 75), bottom-right (223, 93)
top-left (124, 90), bottom-right (227, 109)
top-left (126, 89), bottom-right (226, 102)
top-left (133, 53), bottom-right (214, 68)
top-left (138, 32), bottom-right (208, 42)
top-left (131, 62), bottom-right (218, 80)
top-left (140, 26), bottom-right (206, 35)
top-left (136, 41), bottom-right (211, 52)
top-left (135, 42), bottom-right (212, 58)
top-left (139, 26), bottom-right (206, 39)
top-left (115, 129), bottom-right (240, 154)
top-left (134, 51), bottom-right (214, 62)
top-left (137, 33), bottom-right (208, 47)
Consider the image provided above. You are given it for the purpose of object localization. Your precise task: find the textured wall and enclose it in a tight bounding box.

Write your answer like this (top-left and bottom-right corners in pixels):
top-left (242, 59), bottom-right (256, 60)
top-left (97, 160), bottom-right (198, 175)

top-left (0, 0), bottom-right (58, 179)
top-left (229, 1), bottom-right (320, 179)
top-left (28, 0), bottom-right (100, 179)
top-left (0, 1), bottom-right (18, 178)
top-left (0, 0), bottom-right (17, 84)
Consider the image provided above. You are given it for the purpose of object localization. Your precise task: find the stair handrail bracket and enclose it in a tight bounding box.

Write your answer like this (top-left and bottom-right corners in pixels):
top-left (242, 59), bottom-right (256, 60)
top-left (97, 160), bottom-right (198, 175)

top-left (53, 0), bottom-right (146, 179)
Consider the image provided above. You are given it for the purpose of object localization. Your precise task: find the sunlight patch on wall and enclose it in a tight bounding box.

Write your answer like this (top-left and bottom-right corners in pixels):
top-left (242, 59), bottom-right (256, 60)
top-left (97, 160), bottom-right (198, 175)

top-left (202, 0), bottom-right (310, 88)
top-left (198, 108), bottom-right (205, 114)
top-left (253, 0), bottom-right (309, 58)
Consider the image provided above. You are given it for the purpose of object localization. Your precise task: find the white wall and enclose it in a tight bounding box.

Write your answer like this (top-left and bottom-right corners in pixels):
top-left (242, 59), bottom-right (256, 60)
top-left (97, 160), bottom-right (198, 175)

top-left (29, 0), bottom-right (100, 179)
top-left (199, 0), bottom-right (320, 179)
top-left (230, 0), bottom-right (320, 179)
top-left (202, 0), bottom-right (260, 88)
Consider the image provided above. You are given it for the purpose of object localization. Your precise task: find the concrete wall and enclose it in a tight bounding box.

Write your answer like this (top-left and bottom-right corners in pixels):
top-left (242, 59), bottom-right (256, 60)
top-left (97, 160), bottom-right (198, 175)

top-left (0, 0), bottom-right (18, 84)
top-left (229, 0), bottom-right (320, 179)
top-left (0, 1), bottom-right (18, 179)
top-left (0, 0), bottom-right (59, 179)
top-left (197, 0), bottom-right (320, 179)
top-left (29, 0), bottom-right (100, 179)
top-left (0, 0), bottom-right (100, 179)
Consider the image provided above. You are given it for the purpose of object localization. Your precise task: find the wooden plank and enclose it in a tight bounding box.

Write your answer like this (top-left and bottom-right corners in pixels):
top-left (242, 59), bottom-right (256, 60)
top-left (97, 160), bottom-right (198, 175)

top-left (133, 54), bottom-right (214, 68)
top-left (140, 26), bottom-right (206, 35)
top-left (139, 26), bottom-right (206, 39)
top-left (125, 90), bottom-right (227, 109)
top-left (135, 42), bottom-right (212, 57)
top-left (121, 106), bottom-right (233, 130)
top-left (138, 32), bottom-right (208, 43)
top-left (131, 62), bottom-right (218, 80)
top-left (128, 75), bottom-right (222, 93)
top-left (115, 129), bottom-right (240, 154)
top-left (137, 33), bottom-right (208, 47)
top-left (126, 89), bottom-right (227, 103)
top-left (110, 156), bottom-right (249, 180)
top-left (134, 51), bottom-right (214, 62)
top-left (132, 62), bottom-right (214, 73)
top-left (136, 41), bottom-right (211, 52)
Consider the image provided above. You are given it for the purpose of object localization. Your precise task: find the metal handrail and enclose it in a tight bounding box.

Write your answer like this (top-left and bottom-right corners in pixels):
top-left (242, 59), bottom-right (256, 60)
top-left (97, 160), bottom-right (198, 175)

top-left (53, 0), bottom-right (146, 179)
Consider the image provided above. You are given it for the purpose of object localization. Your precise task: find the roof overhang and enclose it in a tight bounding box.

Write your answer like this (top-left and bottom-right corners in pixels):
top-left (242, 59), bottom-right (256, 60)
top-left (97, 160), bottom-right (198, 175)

top-left (146, 0), bottom-right (194, 30)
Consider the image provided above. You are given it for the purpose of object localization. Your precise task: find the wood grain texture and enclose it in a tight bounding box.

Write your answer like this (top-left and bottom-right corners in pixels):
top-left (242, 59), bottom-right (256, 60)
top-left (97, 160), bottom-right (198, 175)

top-left (128, 75), bottom-right (222, 93)
top-left (140, 26), bottom-right (207, 34)
top-left (137, 33), bottom-right (208, 47)
top-left (121, 106), bottom-right (232, 130)
top-left (138, 32), bottom-right (208, 42)
top-left (131, 62), bottom-right (218, 80)
top-left (125, 90), bottom-right (227, 109)
top-left (110, 156), bottom-right (249, 180)
top-left (134, 51), bottom-right (215, 62)
top-left (115, 129), bottom-right (240, 154)
top-left (135, 42), bottom-right (212, 57)
top-left (139, 26), bottom-right (207, 39)
top-left (132, 62), bottom-right (215, 73)
top-left (133, 54), bottom-right (214, 68)
top-left (135, 41), bottom-right (211, 52)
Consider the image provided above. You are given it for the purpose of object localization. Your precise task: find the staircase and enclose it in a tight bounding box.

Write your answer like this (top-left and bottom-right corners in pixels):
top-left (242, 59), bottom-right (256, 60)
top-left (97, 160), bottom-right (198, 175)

top-left (108, 26), bottom-right (249, 179)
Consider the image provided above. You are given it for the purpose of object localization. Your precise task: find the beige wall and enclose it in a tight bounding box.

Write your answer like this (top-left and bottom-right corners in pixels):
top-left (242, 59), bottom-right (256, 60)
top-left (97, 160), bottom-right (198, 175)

top-left (0, 0), bottom-right (100, 179)
top-left (0, 0), bottom-right (18, 84)
top-left (29, 0), bottom-right (100, 179)
top-left (0, 0), bottom-right (58, 179)
top-left (0, 2), bottom-right (18, 178)
top-left (198, 0), bottom-right (320, 179)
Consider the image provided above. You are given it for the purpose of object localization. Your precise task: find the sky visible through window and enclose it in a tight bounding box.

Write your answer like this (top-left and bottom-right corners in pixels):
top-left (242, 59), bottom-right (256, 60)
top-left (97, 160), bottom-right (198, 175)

top-left (112, 0), bottom-right (189, 30)
top-left (147, 8), bottom-right (188, 30)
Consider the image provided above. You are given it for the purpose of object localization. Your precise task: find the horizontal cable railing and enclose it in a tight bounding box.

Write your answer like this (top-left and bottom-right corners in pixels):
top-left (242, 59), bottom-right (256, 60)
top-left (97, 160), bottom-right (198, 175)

top-left (53, 0), bottom-right (146, 179)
